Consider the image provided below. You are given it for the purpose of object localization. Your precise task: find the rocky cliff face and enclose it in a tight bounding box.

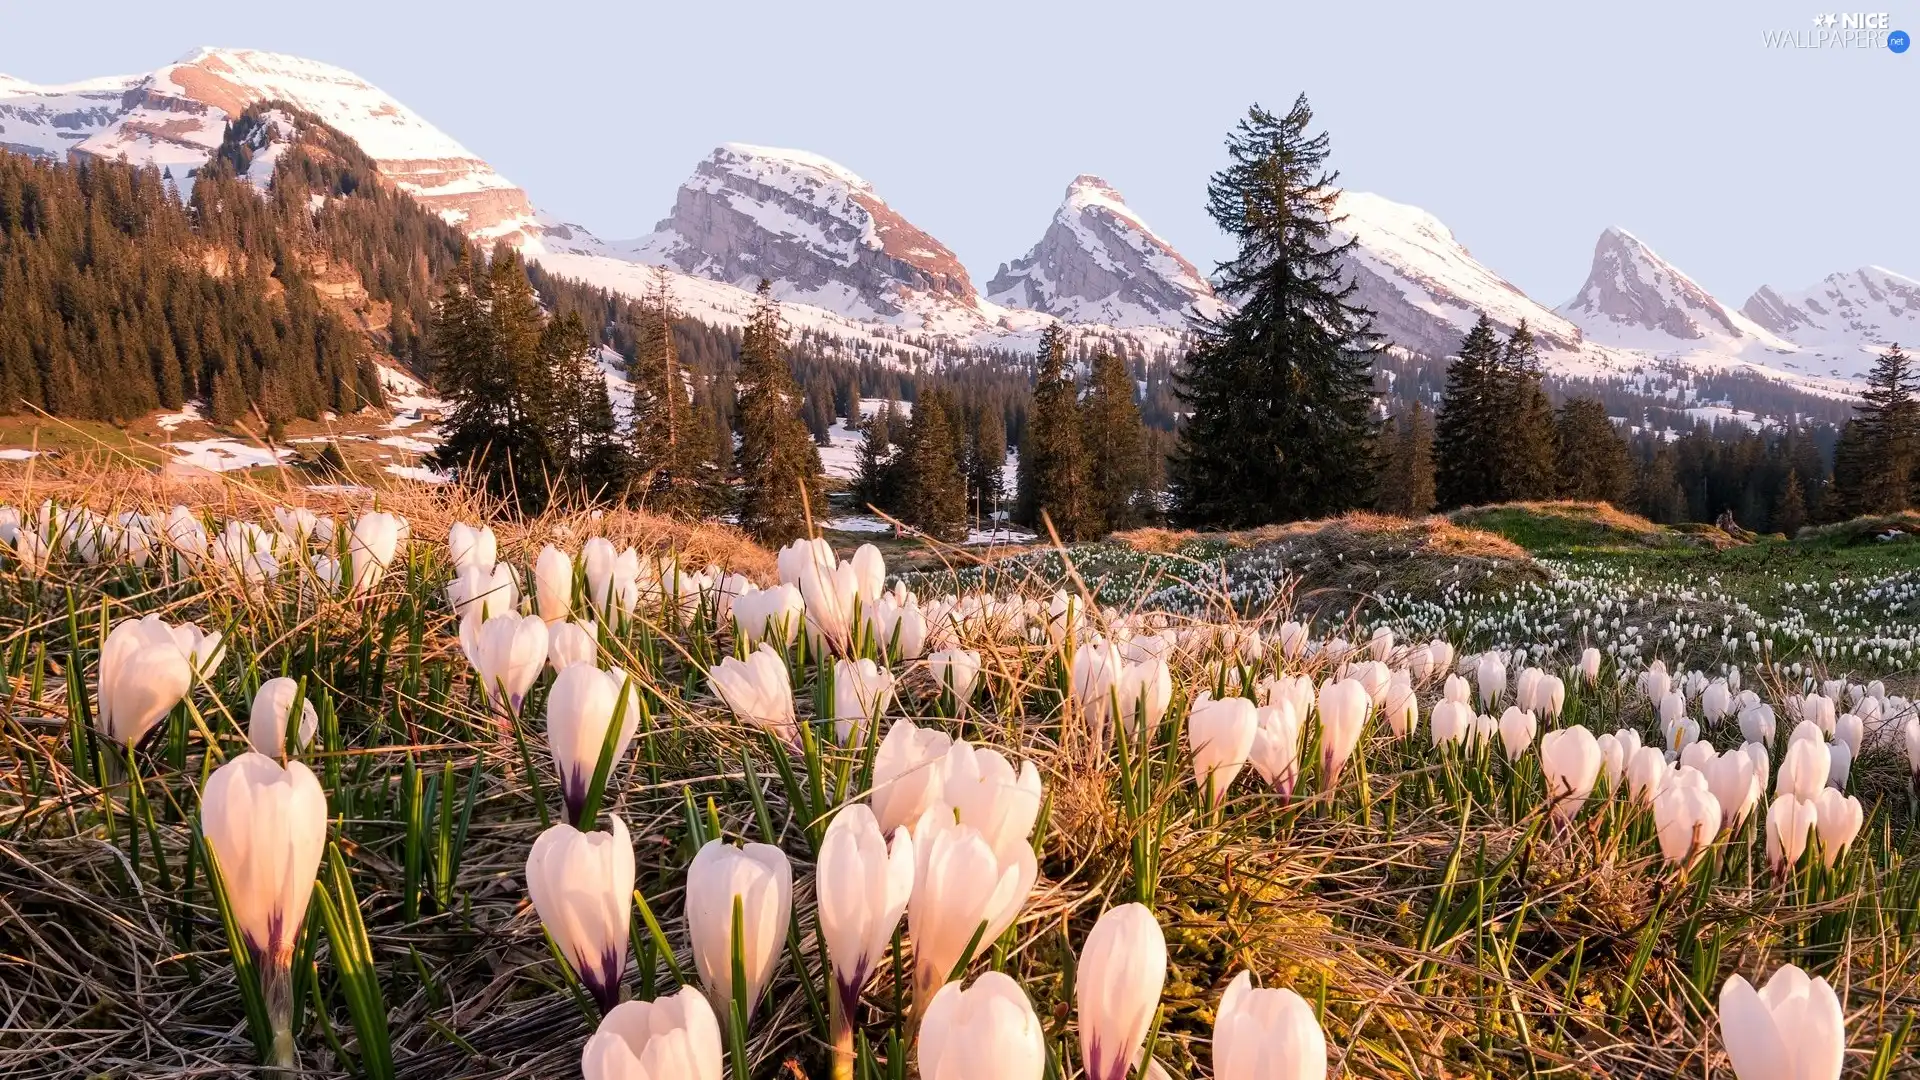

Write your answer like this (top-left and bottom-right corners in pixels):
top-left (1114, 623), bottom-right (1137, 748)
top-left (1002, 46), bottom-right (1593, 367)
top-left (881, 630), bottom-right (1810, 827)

top-left (985, 174), bottom-right (1220, 329)
top-left (625, 144), bottom-right (980, 328)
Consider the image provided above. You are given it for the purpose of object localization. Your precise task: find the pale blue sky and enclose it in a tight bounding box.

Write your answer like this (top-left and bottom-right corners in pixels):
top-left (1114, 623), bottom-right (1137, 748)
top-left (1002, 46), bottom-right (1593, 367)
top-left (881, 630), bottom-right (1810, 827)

top-left (3, 0), bottom-right (1912, 306)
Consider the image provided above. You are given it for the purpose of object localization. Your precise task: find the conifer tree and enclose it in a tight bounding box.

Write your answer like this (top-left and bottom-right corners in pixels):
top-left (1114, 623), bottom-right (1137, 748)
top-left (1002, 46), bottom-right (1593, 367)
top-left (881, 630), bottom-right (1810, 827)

top-left (1494, 321), bottom-right (1559, 501)
top-left (629, 272), bottom-right (721, 516)
top-left (1080, 349), bottom-right (1154, 534)
top-left (1634, 445), bottom-right (1688, 524)
top-left (1775, 469), bottom-right (1808, 536)
top-left (1829, 343), bottom-right (1918, 516)
top-left (853, 402), bottom-right (897, 512)
top-left (1170, 95), bottom-right (1380, 526)
top-left (734, 281), bottom-right (824, 543)
top-left (803, 372), bottom-right (836, 445)
top-left (1433, 314), bottom-right (1504, 509)
top-left (899, 387), bottom-right (967, 540)
top-left (965, 406), bottom-right (1008, 529)
top-left (1554, 397), bottom-right (1634, 505)
top-left (544, 310), bottom-right (630, 501)
top-left (430, 249), bottom-right (560, 512)
top-left (1375, 401), bottom-right (1436, 516)
top-left (1017, 325), bottom-right (1093, 539)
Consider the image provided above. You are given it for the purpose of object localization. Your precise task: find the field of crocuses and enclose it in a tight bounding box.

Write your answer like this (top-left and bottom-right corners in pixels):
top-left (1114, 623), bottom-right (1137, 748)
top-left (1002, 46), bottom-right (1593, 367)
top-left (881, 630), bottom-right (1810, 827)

top-left (3, 490), bottom-right (1919, 1080)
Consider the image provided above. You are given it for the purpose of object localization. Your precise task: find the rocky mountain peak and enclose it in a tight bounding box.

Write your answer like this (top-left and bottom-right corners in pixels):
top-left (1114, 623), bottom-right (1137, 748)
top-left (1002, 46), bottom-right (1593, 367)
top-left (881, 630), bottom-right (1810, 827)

top-left (1557, 227), bottom-right (1777, 348)
top-left (626, 143), bottom-right (978, 325)
top-left (985, 174), bottom-right (1218, 329)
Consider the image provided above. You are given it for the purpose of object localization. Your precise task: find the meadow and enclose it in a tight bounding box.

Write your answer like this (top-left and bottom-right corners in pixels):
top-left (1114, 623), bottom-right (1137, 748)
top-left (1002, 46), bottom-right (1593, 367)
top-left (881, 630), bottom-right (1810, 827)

top-left (2, 471), bottom-right (1917, 1080)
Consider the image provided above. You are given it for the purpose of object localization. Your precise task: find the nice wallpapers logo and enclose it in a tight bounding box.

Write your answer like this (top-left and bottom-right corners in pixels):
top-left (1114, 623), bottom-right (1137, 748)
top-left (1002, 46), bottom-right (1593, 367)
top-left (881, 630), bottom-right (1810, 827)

top-left (1763, 12), bottom-right (1910, 49)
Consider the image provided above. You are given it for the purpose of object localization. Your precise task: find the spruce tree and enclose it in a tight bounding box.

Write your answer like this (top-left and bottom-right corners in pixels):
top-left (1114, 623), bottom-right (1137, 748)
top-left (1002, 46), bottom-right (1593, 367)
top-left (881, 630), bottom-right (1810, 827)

top-left (966, 406), bottom-right (1008, 529)
top-left (429, 249), bottom-right (559, 512)
top-left (734, 281), bottom-right (824, 543)
top-left (1495, 321), bottom-right (1559, 501)
top-left (629, 272), bottom-right (721, 516)
top-left (1433, 315), bottom-right (1504, 509)
top-left (1080, 350), bottom-right (1153, 534)
top-left (1830, 343), bottom-right (1918, 516)
top-left (1170, 95), bottom-right (1380, 526)
top-left (853, 403), bottom-right (897, 513)
top-left (1774, 469), bottom-right (1808, 536)
top-left (1375, 401), bottom-right (1435, 516)
top-left (899, 387), bottom-right (967, 541)
top-left (1018, 325), bottom-right (1092, 539)
top-left (1554, 397), bottom-right (1634, 506)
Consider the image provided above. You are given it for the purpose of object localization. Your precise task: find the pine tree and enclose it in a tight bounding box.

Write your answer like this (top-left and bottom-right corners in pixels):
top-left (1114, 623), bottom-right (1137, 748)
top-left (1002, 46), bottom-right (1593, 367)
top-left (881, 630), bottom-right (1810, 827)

top-left (1375, 401), bottom-right (1436, 516)
top-left (1830, 344), bottom-right (1918, 516)
top-left (544, 310), bottom-right (630, 500)
top-left (1170, 96), bottom-right (1380, 526)
top-left (1080, 350), bottom-right (1153, 534)
top-left (1433, 315), bottom-right (1504, 509)
top-left (1774, 469), bottom-right (1808, 536)
top-left (1017, 325), bottom-right (1093, 539)
top-left (1554, 397), bottom-right (1634, 506)
top-left (1494, 321), bottom-right (1559, 500)
top-left (803, 372), bottom-right (836, 445)
top-left (899, 386), bottom-right (967, 540)
top-left (629, 271), bottom-right (720, 516)
top-left (734, 281), bottom-right (824, 543)
top-left (1635, 446), bottom-right (1688, 524)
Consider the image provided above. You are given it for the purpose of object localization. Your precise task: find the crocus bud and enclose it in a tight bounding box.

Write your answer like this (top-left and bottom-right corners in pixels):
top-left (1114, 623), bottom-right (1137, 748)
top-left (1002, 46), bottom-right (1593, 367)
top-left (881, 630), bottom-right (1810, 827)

top-left (547, 663), bottom-right (641, 827)
top-left (1497, 707), bottom-right (1536, 762)
top-left (1442, 674), bottom-right (1472, 706)
top-left (938, 740), bottom-right (1043, 861)
top-left (1428, 639), bottom-right (1456, 677)
top-left (909, 805), bottom-right (1037, 1003)
top-left (1578, 647), bottom-right (1602, 685)
top-left (528, 815), bottom-right (635, 1014)
top-left (1249, 701), bottom-right (1304, 798)
top-left (1077, 904), bottom-right (1166, 1080)
top-left (447, 522), bottom-right (496, 572)
top-left (1654, 777), bottom-right (1721, 866)
top-left (919, 972), bottom-right (1047, 1080)
top-left (1539, 726), bottom-right (1601, 821)
top-left (173, 620), bottom-right (227, 683)
top-left (831, 657), bottom-right (896, 745)
top-left (582, 986), bottom-right (723, 1080)
top-left (1382, 670), bottom-right (1418, 738)
top-left (1117, 658), bottom-right (1174, 742)
top-left (1775, 735), bottom-right (1829, 800)
top-left (818, 805), bottom-right (913, 1020)
top-left (1738, 702), bottom-right (1776, 745)
top-left (686, 839), bottom-right (791, 1025)
top-left (248, 676), bottom-right (318, 759)
top-left (1316, 678), bottom-right (1369, 789)
top-left (1189, 692), bottom-right (1258, 806)
top-left (929, 648), bottom-right (983, 707)
top-left (1429, 700), bottom-right (1472, 748)
top-left (549, 619), bottom-right (598, 674)
top-left (95, 615), bottom-right (193, 747)
top-left (732, 583), bottom-right (805, 647)
top-left (709, 644), bottom-right (797, 744)
top-left (1626, 745), bottom-right (1668, 804)
top-left (535, 544), bottom-right (575, 622)
top-left (1475, 652), bottom-right (1507, 710)
top-left (1827, 740), bottom-right (1853, 790)
top-left (1213, 971), bottom-right (1327, 1080)
top-left (1718, 964), bottom-right (1844, 1080)
top-left (202, 752), bottom-right (328, 971)
top-left (1765, 794), bottom-right (1818, 877)
top-left (1812, 788), bottom-right (1862, 867)
top-left (1905, 715), bottom-right (1920, 784)
top-left (872, 719), bottom-right (954, 835)
top-left (348, 511), bottom-right (402, 596)
top-left (460, 611), bottom-right (549, 716)
top-left (1070, 640), bottom-right (1124, 747)
top-left (1703, 750), bottom-right (1760, 830)
top-left (446, 562), bottom-right (518, 622)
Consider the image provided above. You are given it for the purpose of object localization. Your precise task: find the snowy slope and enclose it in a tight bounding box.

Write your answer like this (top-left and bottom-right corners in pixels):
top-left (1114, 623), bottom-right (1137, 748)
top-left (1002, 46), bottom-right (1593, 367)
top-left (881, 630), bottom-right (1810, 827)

top-left (1742, 267), bottom-right (1920, 381)
top-left (1557, 228), bottom-right (1797, 354)
top-left (0, 72), bottom-right (144, 161)
top-left (986, 175), bottom-right (1224, 329)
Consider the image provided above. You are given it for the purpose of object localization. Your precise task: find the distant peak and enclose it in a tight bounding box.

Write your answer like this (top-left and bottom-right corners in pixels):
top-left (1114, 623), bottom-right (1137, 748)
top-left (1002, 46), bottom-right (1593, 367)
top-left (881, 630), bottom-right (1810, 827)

top-left (714, 143), bottom-right (871, 190)
top-left (1068, 173), bottom-right (1117, 193)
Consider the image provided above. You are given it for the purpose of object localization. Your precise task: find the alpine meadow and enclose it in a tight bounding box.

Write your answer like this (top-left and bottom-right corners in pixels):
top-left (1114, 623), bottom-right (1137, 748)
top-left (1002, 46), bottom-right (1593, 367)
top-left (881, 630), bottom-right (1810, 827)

top-left (2, 12), bottom-right (1919, 1080)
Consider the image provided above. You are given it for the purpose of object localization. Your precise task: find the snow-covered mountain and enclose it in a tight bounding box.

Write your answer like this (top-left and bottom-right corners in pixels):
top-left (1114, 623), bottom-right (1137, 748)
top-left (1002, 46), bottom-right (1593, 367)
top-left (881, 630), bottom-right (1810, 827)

top-left (985, 174), bottom-right (1223, 329)
top-left (1741, 267), bottom-right (1920, 381)
top-left (622, 144), bottom-right (987, 334)
top-left (1557, 227), bottom-right (1795, 355)
top-left (0, 47), bottom-right (597, 251)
